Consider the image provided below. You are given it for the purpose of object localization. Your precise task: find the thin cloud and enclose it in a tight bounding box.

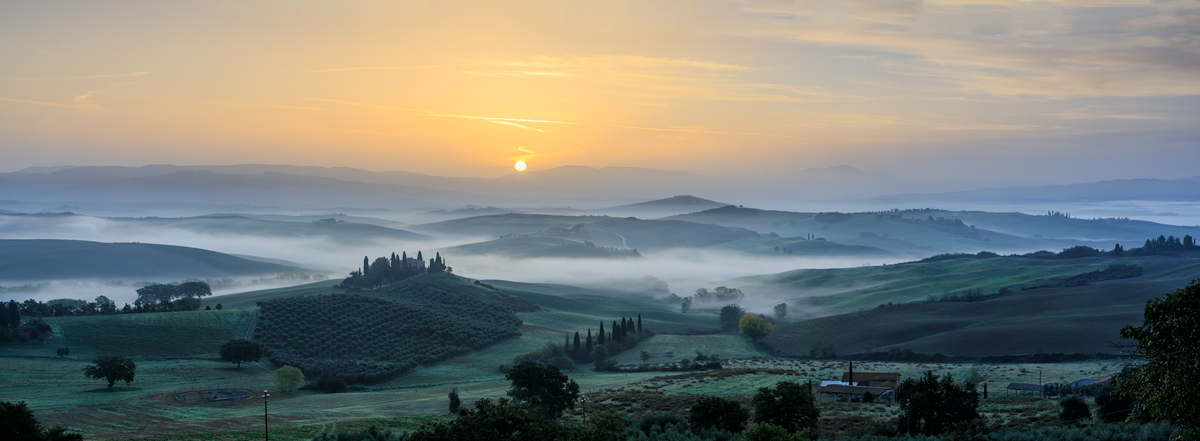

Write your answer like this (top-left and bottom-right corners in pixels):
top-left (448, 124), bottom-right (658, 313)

top-left (0, 96), bottom-right (102, 110)
top-left (0, 71), bottom-right (152, 81)
top-left (109, 95), bottom-right (331, 111)
top-left (605, 123), bottom-right (810, 140)
top-left (491, 121), bottom-right (547, 132)
top-left (307, 97), bottom-right (576, 125)
top-left (307, 65), bottom-right (452, 73)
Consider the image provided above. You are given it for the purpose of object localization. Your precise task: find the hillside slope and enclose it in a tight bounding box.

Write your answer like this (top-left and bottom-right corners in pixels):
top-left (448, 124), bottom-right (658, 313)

top-left (0, 239), bottom-right (302, 280)
top-left (764, 256), bottom-right (1200, 356)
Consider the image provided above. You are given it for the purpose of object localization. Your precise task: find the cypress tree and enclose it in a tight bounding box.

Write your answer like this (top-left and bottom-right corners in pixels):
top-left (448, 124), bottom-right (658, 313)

top-left (598, 322), bottom-right (605, 345)
top-left (613, 320), bottom-right (619, 341)
top-left (9, 300), bottom-right (20, 327)
top-left (638, 314), bottom-right (642, 333)
top-left (586, 329), bottom-right (593, 350)
top-left (574, 332), bottom-right (581, 352)
top-left (363, 256), bottom-right (370, 276)
top-left (417, 251), bottom-right (423, 262)
top-left (402, 251), bottom-right (409, 274)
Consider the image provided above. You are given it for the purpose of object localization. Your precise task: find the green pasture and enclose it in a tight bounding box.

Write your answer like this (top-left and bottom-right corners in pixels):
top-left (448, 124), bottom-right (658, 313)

top-left (765, 257), bottom-right (1199, 356)
top-left (203, 279), bottom-right (343, 310)
top-left (0, 310), bottom-right (252, 359)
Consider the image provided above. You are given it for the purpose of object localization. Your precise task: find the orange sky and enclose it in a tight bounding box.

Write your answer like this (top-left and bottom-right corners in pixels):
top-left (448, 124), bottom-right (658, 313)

top-left (1, 1), bottom-right (1197, 181)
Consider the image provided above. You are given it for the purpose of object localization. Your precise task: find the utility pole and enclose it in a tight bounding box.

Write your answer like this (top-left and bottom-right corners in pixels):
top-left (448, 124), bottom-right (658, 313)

top-left (262, 389), bottom-right (271, 441)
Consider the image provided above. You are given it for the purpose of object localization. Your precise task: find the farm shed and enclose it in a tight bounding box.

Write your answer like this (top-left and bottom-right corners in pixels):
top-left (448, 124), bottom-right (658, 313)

top-left (1006, 382), bottom-right (1043, 396)
top-left (819, 384), bottom-right (894, 403)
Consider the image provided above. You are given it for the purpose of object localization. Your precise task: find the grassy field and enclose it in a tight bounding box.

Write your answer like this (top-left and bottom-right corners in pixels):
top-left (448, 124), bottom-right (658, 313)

top-left (764, 256), bottom-right (1200, 356)
top-left (0, 309), bottom-right (253, 360)
top-left (203, 279), bottom-right (343, 310)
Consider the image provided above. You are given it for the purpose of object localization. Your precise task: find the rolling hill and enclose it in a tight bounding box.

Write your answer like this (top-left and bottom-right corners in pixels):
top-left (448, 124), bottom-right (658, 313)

top-left (0, 212), bottom-right (428, 245)
top-left (593, 195), bottom-right (728, 218)
top-left (0, 239), bottom-right (304, 280)
top-left (409, 213), bottom-right (759, 250)
top-left (440, 236), bottom-right (641, 259)
top-left (761, 255), bottom-right (1200, 357)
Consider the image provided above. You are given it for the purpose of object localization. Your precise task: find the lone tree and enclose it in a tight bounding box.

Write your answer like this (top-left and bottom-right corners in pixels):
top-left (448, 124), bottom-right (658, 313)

top-left (718, 304), bottom-right (746, 330)
top-left (175, 281), bottom-right (212, 299)
top-left (753, 380), bottom-right (820, 433)
top-left (688, 396), bottom-right (749, 433)
top-left (271, 365), bottom-right (304, 394)
top-left (897, 370), bottom-right (980, 436)
top-left (448, 387), bottom-right (461, 414)
top-left (1118, 279), bottom-right (1200, 439)
top-left (82, 355), bottom-right (136, 388)
top-left (504, 361), bottom-right (580, 419)
top-left (738, 314), bottom-right (774, 343)
top-left (219, 338), bottom-right (262, 368)
top-left (773, 303), bottom-right (787, 321)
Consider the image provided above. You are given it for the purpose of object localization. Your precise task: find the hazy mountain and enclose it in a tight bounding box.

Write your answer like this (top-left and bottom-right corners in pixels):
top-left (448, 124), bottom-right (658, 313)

top-left (594, 195), bottom-right (728, 218)
top-left (0, 239), bottom-right (303, 280)
top-left (874, 177), bottom-right (1200, 204)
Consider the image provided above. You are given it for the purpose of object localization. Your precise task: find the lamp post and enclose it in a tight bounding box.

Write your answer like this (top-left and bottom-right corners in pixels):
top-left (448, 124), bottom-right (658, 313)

top-left (262, 389), bottom-right (270, 441)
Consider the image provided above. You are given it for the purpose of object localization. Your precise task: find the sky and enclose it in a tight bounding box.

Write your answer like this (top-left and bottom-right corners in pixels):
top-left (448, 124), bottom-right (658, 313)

top-left (1, 0), bottom-right (1198, 183)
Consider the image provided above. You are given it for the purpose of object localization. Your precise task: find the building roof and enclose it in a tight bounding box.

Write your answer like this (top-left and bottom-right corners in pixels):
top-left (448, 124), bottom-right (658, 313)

top-left (1007, 382), bottom-right (1044, 391)
top-left (819, 385), bottom-right (893, 395)
top-left (841, 372), bottom-right (902, 382)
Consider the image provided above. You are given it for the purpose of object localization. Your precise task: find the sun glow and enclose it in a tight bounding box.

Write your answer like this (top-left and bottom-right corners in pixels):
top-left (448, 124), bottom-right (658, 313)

top-left (514, 161), bottom-right (527, 171)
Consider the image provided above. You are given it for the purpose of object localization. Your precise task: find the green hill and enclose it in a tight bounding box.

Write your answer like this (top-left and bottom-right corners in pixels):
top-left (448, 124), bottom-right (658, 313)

top-left (253, 272), bottom-right (538, 383)
top-left (667, 206), bottom-right (1092, 254)
top-left (0, 239), bottom-right (302, 280)
top-left (763, 255), bottom-right (1200, 356)
top-left (0, 213), bottom-right (428, 246)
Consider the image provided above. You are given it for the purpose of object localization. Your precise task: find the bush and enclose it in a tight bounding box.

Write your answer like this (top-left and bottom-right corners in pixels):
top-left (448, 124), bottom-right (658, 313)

top-left (271, 365), bottom-right (304, 393)
top-left (1059, 395), bottom-right (1091, 422)
top-left (752, 381), bottom-right (819, 433)
top-left (689, 396), bottom-right (748, 433)
top-left (897, 370), bottom-right (979, 436)
top-left (742, 424), bottom-right (810, 441)
top-left (311, 425), bottom-right (410, 441)
top-left (638, 411), bottom-right (689, 434)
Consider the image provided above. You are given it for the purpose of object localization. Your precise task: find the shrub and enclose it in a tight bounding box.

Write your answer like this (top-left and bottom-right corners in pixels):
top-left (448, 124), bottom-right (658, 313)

top-left (752, 381), bottom-right (819, 433)
top-left (271, 365), bottom-right (304, 394)
top-left (742, 424), bottom-right (810, 441)
top-left (1059, 395), bottom-right (1090, 422)
top-left (638, 411), bottom-right (689, 434)
top-left (689, 396), bottom-right (748, 433)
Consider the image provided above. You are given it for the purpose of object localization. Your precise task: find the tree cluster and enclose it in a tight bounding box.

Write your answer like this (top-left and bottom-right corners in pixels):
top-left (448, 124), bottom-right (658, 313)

top-left (341, 251), bottom-right (449, 289)
top-left (511, 314), bottom-right (652, 372)
top-left (1118, 279), bottom-right (1200, 439)
top-left (896, 370), bottom-right (980, 436)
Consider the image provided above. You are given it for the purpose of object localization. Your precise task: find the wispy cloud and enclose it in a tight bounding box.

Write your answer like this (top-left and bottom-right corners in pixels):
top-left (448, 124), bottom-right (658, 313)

top-left (0, 96), bottom-right (102, 110)
top-left (605, 123), bottom-right (809, 140)
top-left (0, 71), bottom-right (152, 81)
top-left (307, 65), bottom-right (452, 73)
top-left (306, 97), bottom-right (576, 125)
top-left (491, 120), bottom-right (547, 132)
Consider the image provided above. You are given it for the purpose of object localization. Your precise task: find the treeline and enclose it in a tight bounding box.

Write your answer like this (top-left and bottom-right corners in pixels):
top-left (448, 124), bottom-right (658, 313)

top-left (668, 286), bottom-right (746, 313)
top-left (257, 275), bottom-right (525, 385)
top-left (4, 280), bottom-right (222, 323)
top-left (340, 251), bottom-right (449, 289)
top-left (918, 234), bottom-right (1197, 264)
top-left (508, 315), bottom-right (652, 372)
top-left (0, 272), bottom-right (327, 295)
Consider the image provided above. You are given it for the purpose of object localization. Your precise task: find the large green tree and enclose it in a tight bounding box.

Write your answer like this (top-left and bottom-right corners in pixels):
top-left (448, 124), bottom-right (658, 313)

top-left (175, 281), bottom-right (212, 299)
top-left (219, 338), bottom-right (262, 368)
top-left (1118, 279), bottom-right (1200, 440)
top-left (718, 304), bottom-right (746, 330)
top-left (135, 283), bottom-right (178, 304)
top-left (504, 361), bottom-right (580, 419)
top-left (753, 381), bottom-right (820, 433)
top-left (738, 314), bottom-right (774, 343)
top-left (82, 355), bottom-right (136, 388)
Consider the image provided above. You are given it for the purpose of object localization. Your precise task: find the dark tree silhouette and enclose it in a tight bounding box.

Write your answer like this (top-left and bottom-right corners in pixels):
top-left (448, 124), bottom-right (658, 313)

top-left (504, 361), bottom-right (580, 419)
top-left (220, 339), bottom-right (262, 368)
top-left (753, 381), bottom-right (819, 433)
top-left (689, 396), bottom-right (749, 433)
top-left (83, 355), bottom-right (136, 388)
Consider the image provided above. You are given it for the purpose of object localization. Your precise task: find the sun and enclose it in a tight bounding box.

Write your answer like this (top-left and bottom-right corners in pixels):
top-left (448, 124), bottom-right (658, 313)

top-left (514, 161), bottom-right (527, 171)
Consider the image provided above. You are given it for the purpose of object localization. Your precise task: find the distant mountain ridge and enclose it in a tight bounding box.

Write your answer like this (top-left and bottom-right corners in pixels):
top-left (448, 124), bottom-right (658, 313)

top-left (3, 164), bottom-right (1197, 218)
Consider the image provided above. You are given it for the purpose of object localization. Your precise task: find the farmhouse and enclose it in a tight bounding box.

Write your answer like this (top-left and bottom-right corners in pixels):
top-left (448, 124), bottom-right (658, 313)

top-left (818, 362), bottom-right (901, 402)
